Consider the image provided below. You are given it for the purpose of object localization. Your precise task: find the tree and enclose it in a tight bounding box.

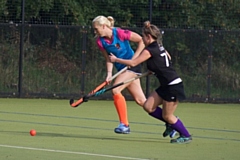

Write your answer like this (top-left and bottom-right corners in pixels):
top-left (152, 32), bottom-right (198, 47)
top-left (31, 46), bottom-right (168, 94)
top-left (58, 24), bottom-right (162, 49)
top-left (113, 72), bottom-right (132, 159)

top-left (0, 0), bottom-right (239, 29)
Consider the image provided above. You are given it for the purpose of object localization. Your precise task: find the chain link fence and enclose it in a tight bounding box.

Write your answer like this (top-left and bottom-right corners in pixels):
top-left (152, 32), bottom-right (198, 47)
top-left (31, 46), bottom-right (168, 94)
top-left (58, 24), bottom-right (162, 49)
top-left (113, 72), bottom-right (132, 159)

top-left (0, 0), bottom-right (239, 103)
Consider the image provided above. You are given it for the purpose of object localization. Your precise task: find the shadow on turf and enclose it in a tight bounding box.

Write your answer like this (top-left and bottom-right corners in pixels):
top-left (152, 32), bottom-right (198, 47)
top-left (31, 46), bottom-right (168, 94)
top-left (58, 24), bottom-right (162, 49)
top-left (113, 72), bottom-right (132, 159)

top-left (0, 130), bottom-right (169, 143)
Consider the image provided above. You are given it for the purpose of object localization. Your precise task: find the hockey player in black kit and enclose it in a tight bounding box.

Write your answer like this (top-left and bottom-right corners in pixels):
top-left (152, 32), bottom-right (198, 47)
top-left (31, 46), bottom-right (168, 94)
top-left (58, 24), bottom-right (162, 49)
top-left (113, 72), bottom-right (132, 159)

top-left (109, 21), bottom-right (192, 144)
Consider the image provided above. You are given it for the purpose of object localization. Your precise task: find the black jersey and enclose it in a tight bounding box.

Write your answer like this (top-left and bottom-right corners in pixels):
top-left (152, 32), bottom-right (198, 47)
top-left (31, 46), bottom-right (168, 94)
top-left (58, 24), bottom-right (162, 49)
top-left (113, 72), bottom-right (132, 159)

top-left (145, 41), bottom-right (180, 86)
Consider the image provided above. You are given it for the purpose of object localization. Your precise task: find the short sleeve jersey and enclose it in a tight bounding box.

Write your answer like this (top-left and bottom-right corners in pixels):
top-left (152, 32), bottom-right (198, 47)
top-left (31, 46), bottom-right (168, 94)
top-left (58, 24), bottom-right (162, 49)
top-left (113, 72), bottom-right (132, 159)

top-left (96, 28), bottom-right (134, 71)
top-left (145, 41), bottom-right (180, 86)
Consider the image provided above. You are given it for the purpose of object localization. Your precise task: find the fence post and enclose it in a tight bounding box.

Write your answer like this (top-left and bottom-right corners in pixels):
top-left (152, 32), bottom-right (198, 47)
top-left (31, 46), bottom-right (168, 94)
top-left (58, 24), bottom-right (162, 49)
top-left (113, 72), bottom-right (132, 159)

top-left (81, 26), bottom-right (87, 96)
top-left (207, 30), bottom-right (213, 102)
top-left (146, 0), bottom-right (153, 97)
top-left (18, 0), bottom-right (25, 97)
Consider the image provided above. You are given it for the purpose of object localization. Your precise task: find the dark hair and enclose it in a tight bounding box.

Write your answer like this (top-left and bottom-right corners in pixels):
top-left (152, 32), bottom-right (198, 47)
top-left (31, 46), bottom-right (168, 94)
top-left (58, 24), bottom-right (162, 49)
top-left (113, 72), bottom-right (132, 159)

top-left (142, 21), bottom-right (163, 45)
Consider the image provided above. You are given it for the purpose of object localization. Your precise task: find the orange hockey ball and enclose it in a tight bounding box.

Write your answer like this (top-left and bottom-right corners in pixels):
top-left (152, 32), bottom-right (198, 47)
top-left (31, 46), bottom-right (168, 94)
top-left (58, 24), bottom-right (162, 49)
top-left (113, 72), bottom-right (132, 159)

top-left (30, 129), bottom-right (36, 136)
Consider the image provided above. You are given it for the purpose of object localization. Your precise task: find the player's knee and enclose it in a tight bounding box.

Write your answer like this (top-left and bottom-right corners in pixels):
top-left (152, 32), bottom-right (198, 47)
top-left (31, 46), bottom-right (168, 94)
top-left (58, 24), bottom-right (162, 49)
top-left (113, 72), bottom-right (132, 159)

top-left (134, 98), bottom-right (145, 107)
top-left (112, 88), bottom-right (122, 95)
top-left (162, 114), bottom-right (172, 123)
top-left (143, 103), bottom-right (154, 113)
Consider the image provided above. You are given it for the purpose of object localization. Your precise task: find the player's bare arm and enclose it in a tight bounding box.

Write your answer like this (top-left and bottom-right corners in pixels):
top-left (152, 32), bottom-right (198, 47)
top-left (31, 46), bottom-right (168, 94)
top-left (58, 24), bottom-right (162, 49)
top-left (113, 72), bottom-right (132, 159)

top-left (109, 49), bottom-right (151, 67)
top-left (129, 32), bottom-right (145, 59)
top-left (102, 50), bottom-right (113, 81)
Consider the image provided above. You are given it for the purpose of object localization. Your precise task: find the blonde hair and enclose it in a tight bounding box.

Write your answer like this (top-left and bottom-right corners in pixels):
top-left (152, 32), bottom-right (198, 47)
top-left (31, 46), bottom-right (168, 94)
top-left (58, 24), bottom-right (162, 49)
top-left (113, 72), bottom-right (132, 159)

top-left (92, 15), bottom-right (115, 27)
top-left (142, 21), bottom-right (163, 45)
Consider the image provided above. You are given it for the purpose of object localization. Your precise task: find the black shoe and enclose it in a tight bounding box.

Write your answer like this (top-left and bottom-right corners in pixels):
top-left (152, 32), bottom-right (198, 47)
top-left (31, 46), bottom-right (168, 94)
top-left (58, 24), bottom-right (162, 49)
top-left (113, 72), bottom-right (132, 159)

top-left (163, 123), bottom-right (176, 137)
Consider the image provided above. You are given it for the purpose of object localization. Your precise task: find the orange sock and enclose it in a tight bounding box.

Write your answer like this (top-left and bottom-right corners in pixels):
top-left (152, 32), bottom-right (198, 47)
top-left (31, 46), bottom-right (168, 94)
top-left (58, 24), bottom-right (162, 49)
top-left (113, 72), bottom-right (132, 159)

top-left (113, 93), bottom-right (129, 126)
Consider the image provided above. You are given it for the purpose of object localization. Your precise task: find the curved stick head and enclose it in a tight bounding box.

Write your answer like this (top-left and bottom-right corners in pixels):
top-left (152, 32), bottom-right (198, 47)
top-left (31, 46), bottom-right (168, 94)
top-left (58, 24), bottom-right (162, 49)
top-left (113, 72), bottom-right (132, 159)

top-left (69, 99), bottom-right (74, 105)
top-left (69, 98), bottom-right (84, 107)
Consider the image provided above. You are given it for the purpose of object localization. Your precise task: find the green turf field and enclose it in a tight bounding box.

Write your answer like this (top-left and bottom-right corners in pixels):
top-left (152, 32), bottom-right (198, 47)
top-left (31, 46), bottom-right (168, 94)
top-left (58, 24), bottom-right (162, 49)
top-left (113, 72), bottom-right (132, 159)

top-left (0, 98), bottom-right (239, 160)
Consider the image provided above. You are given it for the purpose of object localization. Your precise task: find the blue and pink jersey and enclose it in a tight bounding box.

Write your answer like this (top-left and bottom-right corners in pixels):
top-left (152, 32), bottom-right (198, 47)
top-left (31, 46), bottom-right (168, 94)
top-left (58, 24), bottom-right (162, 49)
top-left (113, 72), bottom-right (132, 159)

top-left (96, 28), bottom-right (134, 71)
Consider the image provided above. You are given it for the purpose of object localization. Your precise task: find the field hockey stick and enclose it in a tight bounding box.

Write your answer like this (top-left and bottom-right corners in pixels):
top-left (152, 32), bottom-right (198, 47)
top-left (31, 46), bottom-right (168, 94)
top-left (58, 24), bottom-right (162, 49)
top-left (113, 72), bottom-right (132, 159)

top-left (70, 66), bottom-right (128, 107)
top-left (78, 71), bottom-right (151, 102)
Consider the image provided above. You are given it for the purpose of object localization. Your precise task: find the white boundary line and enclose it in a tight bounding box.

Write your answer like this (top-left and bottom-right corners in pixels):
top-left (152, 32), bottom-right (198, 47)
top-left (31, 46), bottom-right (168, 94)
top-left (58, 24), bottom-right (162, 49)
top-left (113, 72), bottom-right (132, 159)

top-left (0, 144), bottom-right (149, 160)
